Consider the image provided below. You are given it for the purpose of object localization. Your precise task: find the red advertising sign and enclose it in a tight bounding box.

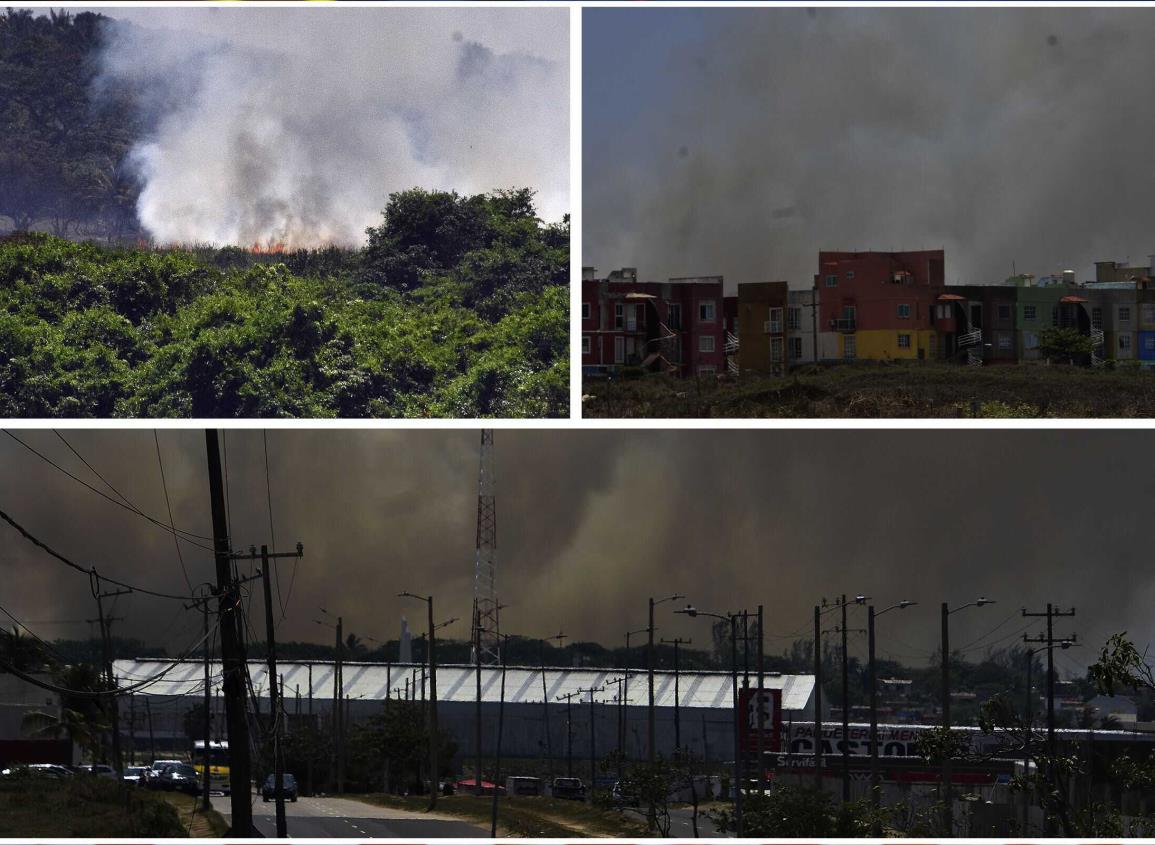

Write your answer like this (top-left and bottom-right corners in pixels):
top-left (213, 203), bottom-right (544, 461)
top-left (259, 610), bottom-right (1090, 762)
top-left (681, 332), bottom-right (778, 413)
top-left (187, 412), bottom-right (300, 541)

top-left (738, 686), bottom-right (783, 753)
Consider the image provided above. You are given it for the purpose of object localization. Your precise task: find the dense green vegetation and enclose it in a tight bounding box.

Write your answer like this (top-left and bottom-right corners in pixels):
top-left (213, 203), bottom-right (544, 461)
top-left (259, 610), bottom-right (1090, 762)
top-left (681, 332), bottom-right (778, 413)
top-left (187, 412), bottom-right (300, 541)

top-left (0, 188), bottom-right (569, 417)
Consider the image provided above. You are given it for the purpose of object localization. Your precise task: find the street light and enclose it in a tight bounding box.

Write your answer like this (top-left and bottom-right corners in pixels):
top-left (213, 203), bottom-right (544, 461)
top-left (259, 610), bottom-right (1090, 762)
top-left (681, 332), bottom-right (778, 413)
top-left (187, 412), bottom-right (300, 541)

top-left (649, 594), bottom-right (685, 763)
top-left (942, 597), bottom-right (995, 835)
top-left (677, 604), bottom-right (745, 837)
top-left (867, 599), bottom-right (916, 835)
top-left (399, 592), bottom-right (439, 811)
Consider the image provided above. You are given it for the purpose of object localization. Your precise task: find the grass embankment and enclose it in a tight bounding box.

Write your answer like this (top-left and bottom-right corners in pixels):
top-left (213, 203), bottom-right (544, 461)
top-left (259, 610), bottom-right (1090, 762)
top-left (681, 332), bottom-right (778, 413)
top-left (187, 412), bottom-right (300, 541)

top-left (353, 792), bottom-right (650, 837)
top-left (583, 363), bottom-right (1155, 418)
top-left (0, 775), bottom-right (191, 836)
top-left (160, 791), bottom-right (230, 837)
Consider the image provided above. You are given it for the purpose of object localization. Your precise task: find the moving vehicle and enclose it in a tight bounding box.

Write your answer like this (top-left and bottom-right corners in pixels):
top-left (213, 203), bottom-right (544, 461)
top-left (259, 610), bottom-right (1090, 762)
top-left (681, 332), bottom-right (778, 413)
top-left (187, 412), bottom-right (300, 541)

top-left (193, 740), bottom-right (231, 795)
top-left (549, 777), bottom-right (585, 800)
top-left (158, 763), bottom-right (200, 795)
top-left (261, 773), bottom-right (298, 802)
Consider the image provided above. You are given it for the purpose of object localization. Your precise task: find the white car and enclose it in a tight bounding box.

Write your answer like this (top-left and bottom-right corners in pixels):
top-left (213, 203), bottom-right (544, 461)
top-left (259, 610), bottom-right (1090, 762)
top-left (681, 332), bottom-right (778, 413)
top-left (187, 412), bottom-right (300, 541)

top-left (1, 763), bottom-right (74, 778)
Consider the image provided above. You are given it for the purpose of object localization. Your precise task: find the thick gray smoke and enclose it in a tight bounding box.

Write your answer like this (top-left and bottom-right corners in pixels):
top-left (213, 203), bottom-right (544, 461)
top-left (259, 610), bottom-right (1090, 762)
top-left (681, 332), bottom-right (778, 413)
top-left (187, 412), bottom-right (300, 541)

top-left (96, 8), bottom-right (568, 247)
top-left (0, 430), bottom-right (1150, 674)
top-left (584, 8), bottom-right (1155, 290)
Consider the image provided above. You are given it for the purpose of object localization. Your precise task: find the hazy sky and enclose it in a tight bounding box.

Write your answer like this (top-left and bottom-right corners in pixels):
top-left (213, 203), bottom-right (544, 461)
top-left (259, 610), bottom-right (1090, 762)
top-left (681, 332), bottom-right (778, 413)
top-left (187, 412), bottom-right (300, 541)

top-left (584, 7), bottom-right (1155, 293)
top-left (0, 430), bottom-right (1146, 678)
top-left (64, 6), bottom-right (568, 245)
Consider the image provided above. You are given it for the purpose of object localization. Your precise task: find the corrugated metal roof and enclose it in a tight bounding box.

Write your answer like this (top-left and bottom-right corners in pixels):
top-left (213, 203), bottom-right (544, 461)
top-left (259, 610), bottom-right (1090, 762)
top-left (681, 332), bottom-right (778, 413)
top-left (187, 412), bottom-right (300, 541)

top-left (113, 659), bottom-right (814, 712)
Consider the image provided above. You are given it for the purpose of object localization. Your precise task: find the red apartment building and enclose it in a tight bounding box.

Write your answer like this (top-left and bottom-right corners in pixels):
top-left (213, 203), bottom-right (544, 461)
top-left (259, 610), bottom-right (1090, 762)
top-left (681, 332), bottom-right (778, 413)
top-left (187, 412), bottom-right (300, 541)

top-left (581, 268), bottom-right (727, 377)
top-left (816, 250), bottom-right (946, 360)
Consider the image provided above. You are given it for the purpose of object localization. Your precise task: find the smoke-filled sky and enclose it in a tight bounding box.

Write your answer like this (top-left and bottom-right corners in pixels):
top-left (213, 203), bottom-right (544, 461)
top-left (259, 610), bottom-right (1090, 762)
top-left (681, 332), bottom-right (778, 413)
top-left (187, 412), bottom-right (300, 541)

top-left (584, 8), bottom-right (1155, 292)
top-left (81, 6), bottom-right (568, 246)
top-left (0, 429), bottom-right (1148, 678)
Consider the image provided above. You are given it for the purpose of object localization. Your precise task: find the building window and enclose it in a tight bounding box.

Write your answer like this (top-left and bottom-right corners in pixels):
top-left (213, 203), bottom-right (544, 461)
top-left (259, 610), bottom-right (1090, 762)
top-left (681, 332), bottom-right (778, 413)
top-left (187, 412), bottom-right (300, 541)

top-left (897, 334), bottom-right (911, 349)
top-left (581, 336), bottom-right (591, 355)
top-left (1091, 307), bottom-right (1103, 330)
top-left (614, 303), bottom-right (624, 329)
top-left (582, 302), bottom-right (591, 321)
top-left (897, 303), bottom-right (911, 319)
top-left (767, 307), bottom-right (783, 333)
top-left (1051, 307), bottom-right (1059, 327)
top-left (699, 335), bottom-right (715, 353)
top-left (998, 334), bottom-right (1012, 351)
top-left (1145, 336), bottom-right (1155, 352)
top-left (1120, 334), bottom-right (1132, 351)
top-left (846, 271), bottom-right (855, 280)
top-left (667, 303), bottom-right (682, 330)
top-left (998, 304), bottom-right (1011, 321)
top-left (699, 301), bottom-right (716, 322)
top-left (789, 337), bottom-right (803, 359)
top-left (614, 336), bottom-right (625, 364)
top-left (1143, 304), bottom-right (1155, 324)
top-left (843, 335), bottom-right (856, 359)
top-left (787, 307), bottom-right (801, 330)
top-left (1024, 305), bottom-right (1037, 321)
top-left (1024, 331), bottom-right (1039, 350)
top-left (771, 337), bottom-right (784, 362)
top-left (1120, 306), bottom-right (1132, 324)
top-left (698, 365), bottom-right (717, 377)
top-left (825, 274), bottom-right (838, 287)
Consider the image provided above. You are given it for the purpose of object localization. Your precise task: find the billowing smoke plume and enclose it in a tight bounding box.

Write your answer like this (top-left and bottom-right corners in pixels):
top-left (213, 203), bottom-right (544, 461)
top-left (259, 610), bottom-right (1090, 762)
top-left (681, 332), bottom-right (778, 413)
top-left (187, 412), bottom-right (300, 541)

top-left (96, 8), bottom-right (568, 247)
top-left (0, 430), bottom-right (1152, 672)
top-left (584, 8), bottom-right (1155, 289)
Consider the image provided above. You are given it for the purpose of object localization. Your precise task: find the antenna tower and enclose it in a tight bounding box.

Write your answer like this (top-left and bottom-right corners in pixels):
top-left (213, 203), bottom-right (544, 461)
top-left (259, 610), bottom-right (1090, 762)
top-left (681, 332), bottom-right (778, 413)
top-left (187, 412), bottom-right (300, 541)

top-left (472, 429), bottom-right (500, 665)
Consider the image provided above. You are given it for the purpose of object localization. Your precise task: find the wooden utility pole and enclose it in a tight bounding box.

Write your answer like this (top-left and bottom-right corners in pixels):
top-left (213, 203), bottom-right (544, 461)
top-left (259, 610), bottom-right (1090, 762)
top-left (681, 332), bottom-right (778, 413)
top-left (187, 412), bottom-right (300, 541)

top-left (90, 581), bottom-right (129, 775)
top-left (334, 616), bottom-right (344, 793)
top-left (660, 637), bottom-right (691, 750)
top-left (557, 691), bottom-right (580, 778)
top-left (183, 591), bottom-right (215, 812)
top-left (231, 543), bottom-right (303, 838)
top-left (205, 430), bottom-right (255, 837)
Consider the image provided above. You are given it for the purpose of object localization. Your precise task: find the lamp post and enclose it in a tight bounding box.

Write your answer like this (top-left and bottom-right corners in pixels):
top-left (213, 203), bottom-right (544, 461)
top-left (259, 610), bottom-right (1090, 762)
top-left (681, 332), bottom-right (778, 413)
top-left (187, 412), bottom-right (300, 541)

top-left (678, 604), bottom-right (744, 837)
top-left (649, 594), bottom-right (684, 762)
top-left (867, 599), bottom-right (915, 835)
top-left (400, 592), bottom-right (440, 810)
top-left (941, 597), bottom-right (995, 836)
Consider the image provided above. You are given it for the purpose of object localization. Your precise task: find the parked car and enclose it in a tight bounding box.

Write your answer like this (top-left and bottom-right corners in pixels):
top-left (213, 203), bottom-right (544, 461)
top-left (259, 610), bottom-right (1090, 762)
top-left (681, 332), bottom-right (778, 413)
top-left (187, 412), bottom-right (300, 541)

top-left (158, 763), bottom-right (201, 795)
top-left (505, 775), bottom-right (543, 796)
top-left (77, 763), bottom-right (117, 778)
top-left (261, 773), bottom-right (298, 802)
top-left (123, 766), bottom-right (150, 786)
top-left (0, 763), bottom-right (73, 779)
top-left (549, 776), bottom-right (585, 800)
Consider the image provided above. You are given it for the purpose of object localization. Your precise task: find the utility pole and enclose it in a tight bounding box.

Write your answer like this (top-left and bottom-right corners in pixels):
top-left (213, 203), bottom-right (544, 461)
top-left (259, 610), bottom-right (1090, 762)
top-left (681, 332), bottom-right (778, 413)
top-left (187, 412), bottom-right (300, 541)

top-left (490, 636), bottom-right (508, 837)
top-left (840, 595), bottom-right (849, 804)
top-left (540, 632), bottom-right (565, 784)
top-left (400, 592), bottom-right (439, 809)
top-left (184, 589), bottom-right (215, 812)
top-left (648, 594), bottom-right (683, 763)
top-left (232, 544), bottom-right (303, 838)
top-left (577, 685), bottom-right (602, 802)
top-left (557, 690), bottom-right (580, 778)
top-left (473, 604), bottom-right (483, 795)
top-left (813, 604), bottom-right (822, 792)
top-left (89, 581), bottom-right (128, 776)
top-left (756, 604), bottom-right (765, 794)
top-left (205, 430), bottom-right (255, 837)
top-left (868, 600), bottom-right (914, 836)
top-left (1023, 604), bottom-right (1076, 836)
top-left (606, 675), bottom-right (628, 778)
top-left (660, 637), bottom-right (691, 750)
top-left (334, 616), bottom-right (344, 793)
top-left (145, 697), bottom-right (155, 764)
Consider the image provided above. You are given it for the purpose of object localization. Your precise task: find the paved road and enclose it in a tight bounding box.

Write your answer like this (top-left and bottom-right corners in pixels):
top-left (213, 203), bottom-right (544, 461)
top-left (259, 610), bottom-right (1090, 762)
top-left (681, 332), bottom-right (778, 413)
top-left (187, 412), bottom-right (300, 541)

top-left (221, 794), bottom-right (489, 838)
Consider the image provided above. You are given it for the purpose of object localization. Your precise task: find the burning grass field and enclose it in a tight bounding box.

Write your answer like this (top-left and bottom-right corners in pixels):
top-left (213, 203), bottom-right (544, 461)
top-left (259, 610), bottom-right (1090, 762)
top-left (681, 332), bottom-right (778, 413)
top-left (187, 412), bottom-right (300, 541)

top-left (581, 362), bottom-right (1155, 418)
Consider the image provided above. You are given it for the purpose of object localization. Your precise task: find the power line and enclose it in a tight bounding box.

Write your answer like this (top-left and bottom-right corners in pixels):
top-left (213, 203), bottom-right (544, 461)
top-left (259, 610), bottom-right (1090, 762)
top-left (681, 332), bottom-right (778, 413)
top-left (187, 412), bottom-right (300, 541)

top-left (154, 430), bottom-right (194, 593)
top-left (0, 506), bottom-right (200, 602)
top-left (3, 431), bottom-right (215, 551)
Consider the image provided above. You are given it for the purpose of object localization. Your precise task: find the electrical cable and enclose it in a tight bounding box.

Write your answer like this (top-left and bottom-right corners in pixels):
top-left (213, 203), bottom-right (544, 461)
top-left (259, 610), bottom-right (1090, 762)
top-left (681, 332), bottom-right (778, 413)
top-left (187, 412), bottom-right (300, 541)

top-left (0, 506), bottom-right (202, 602)
top-left (154, 430), bottom-right (195, 594)
top-left (4, 431), bottom-right (215, 550)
